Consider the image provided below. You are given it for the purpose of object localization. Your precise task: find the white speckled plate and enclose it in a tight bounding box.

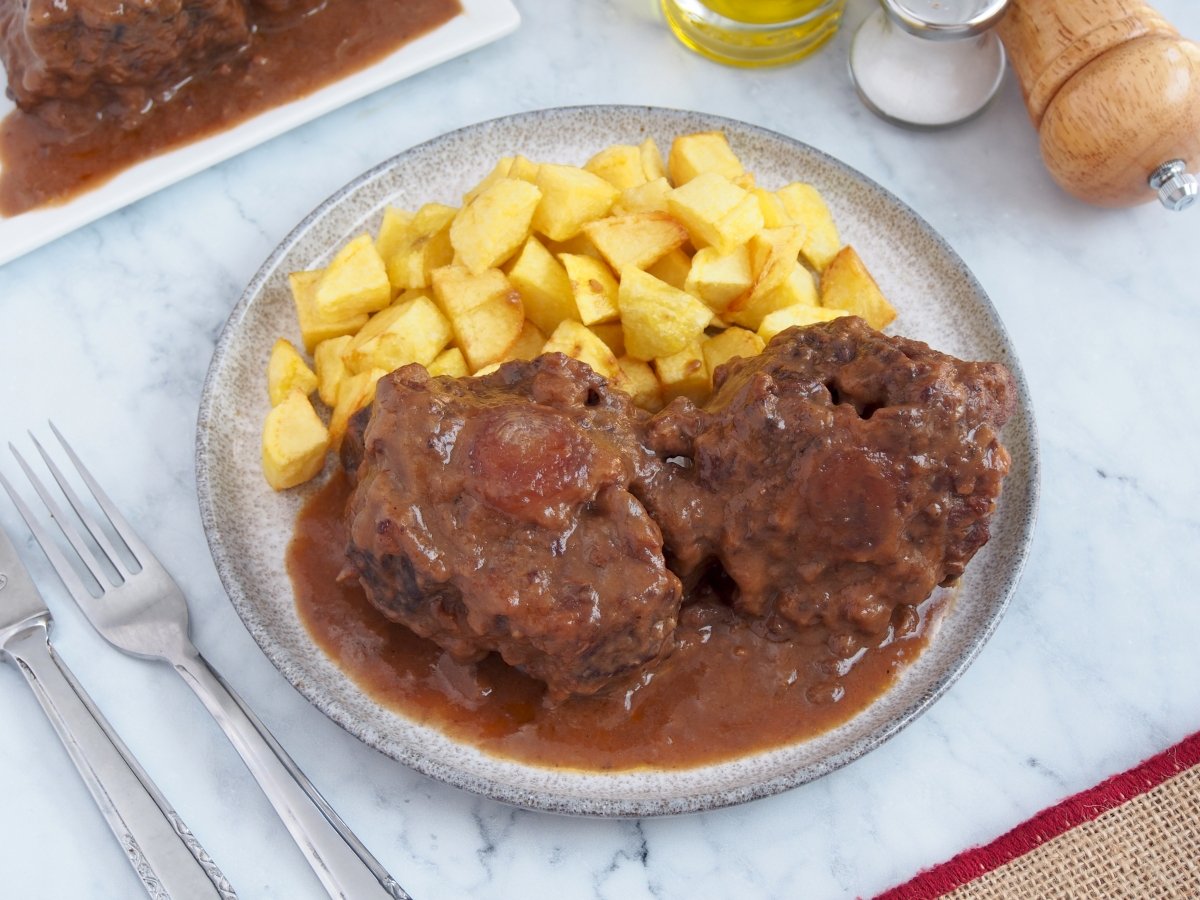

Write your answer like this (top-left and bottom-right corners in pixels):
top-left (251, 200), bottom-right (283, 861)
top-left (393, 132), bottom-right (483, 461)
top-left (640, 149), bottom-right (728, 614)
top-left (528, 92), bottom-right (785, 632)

top-left (196, 106), bottom-right (1039, 817)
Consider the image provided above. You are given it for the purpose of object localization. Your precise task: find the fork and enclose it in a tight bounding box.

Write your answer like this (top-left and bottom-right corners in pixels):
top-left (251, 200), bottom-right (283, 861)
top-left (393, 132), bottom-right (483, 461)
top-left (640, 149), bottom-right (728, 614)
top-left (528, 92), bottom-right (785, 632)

top-left (2, 424), bottom-right (412, 900)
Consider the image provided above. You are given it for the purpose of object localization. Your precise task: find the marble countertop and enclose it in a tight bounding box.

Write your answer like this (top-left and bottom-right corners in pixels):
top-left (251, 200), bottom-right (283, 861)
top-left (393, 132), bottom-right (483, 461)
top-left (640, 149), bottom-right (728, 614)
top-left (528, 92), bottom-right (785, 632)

top-left (2, 1), bottom-right (1199, 897)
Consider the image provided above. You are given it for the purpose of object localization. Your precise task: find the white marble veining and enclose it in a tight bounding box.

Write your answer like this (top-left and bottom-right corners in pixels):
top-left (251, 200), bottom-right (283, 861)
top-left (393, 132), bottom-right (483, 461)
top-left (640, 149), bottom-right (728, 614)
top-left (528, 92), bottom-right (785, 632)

top-left (1, 1), bottom-right (1199, 897)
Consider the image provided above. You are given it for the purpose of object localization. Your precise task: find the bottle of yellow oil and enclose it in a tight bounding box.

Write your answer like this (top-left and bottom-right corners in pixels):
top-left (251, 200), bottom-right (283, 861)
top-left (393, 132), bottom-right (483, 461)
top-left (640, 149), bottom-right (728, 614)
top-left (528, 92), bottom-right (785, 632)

top-left (661, 0), bottom-right (846, 66)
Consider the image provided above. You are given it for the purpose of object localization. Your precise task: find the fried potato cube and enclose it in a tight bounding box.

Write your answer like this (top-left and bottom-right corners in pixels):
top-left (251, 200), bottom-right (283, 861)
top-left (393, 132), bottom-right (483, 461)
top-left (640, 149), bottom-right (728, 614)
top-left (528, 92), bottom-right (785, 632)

top-left (560, 253), bottom-right (619, 326)
top-left (757, 303), bottom-right (849, 342)
top-left (589, 321), bottom-right (625, 358)
top-left (386, 203), bottom-right (457, 291)
top-left (618, 267), bottom-right (713, 360)
top-left (668, 172), bottom-right (764, 255)
top-left (647, 247), bottom-right (693, 291)
top-left (583, 212), bottom-right (689, 272)
top-left (819, 246), bottom-right (897, 330)
top-left (450, 178), bottom-right (542, 275)
top-left (542, 320), bottom-right (626, 386)
top-left (617, 356), bottom-right (663, 412)
top-left (463, 156), bottom-right (514, 204)
top-left (612, 176), bottom-right (673, 216)
top-left (290, 270), bottom-right (369, 354)
top-left (655, 341), bottom-right (709, 405)
top-left (776, 182), bottom-right (841, 271)
top-left (375, 206), bottom-right (414, 264)
top-left (427, 346), bottom-right (469, 378)
top-left (726, 227), bottom-right (816, 330)
top-left (262, 391), bottom-right (329, 490)
top-left (313, 335), bottom-right (352, 406)
top-left (668, 131), bottom-right (745, 186)
top-left (584, 144), bottom-right (648, 191)
top-left (701, 326), bottom-right (765, 377)
top-left (532, 164), bottom-right (619, 241)
top-left (314, 234), bottom-right (392, 319)
top-left (450, 283), bottom-right (525, 372)
top-left (506, 236), bottom-right (578, 336)
top-left (431, 265), bottom-right (512, 319)
top-left (329, 368), bottom-right (387, 447)
top-left (509, 154), bottom-right (542, 183)
top-left (267, 338), bottom-right (318, 406)
top-left (505, 320), bottom-right (547, 361)
top-left (342, 295), bottom-right (453, 374)
top-left (685, 244), bottom-right (753, 313)
top-left (753, 188), bottom-right (791, 229)
top-left (640, 137), bottom-right (667, 181)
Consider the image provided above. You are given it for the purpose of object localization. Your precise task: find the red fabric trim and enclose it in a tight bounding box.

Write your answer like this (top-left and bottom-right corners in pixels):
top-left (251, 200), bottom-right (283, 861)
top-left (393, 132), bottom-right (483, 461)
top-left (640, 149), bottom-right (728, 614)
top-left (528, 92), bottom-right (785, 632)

top-left (875, 729), bottom-right (1200, 900)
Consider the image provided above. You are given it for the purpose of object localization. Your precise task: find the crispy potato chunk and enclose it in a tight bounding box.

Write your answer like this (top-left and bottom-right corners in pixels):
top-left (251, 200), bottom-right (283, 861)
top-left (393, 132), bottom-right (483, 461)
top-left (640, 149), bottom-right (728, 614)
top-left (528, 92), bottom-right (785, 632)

top-left (329, 368), bottom-right (387, 447)
top-left (427, 346), bottom-right (470, 378)
top-left (726, 227), bottom-right (817, 330)
top-left (452, 287), bottom-right (525, 372)
top-left (505, 320), bottom-right (548, 361)
top-left (668, 131), bottom-right (744, 186)
top-left (386, 203), bottom-right (456, 291)
top-left (685, 244), bottom-right (753, 313)
top-left (315, 234), bottom-right (392, 319)
top-left (757, 303), bottom-right (848, 342)
top-left (463, 157), bottom-right (513, 204)
top-left (313, 335), bottom-right (352, 406)
top-left (375, 206), bottom-right (414, 264)
top-left (617, 356), bottom-right (663, 411)
top-left (583, 212), bottom-right (689, 273)
top-left (342, 295), bottom-right (453, 374)
top-left (701, 326), bottom-right (765, 377)
top-left (290, 270), bottom-right (369, 354)
top-left (532, 164), bottom-right (619, 241)
top-left (431, 265), bottom-right (511, 319)
top-left (584, 144), bottom-right (648, 191)
top-left (640, 138), bottom-right (667, 181)
top-left (262, 391), bottom-right (329, 490)
top-left (506, 236), bottom-right (578, 336)
top-left (542, 320), bottom-right (626, 386)
top-left (267, 339), bottom-right (318, 406)
top-left (655, 341), bottom-right (709, 405)
top-left (450, 179), bottom-right (542, 275)
top-left (560, 253), bottom-right (620, 326)
top-left (819, 246), bottom-right (897, 330)
top-left (776, 182), bottom-right (841, 271)
top-left (612, 176), bottom-right (673, 216)
top-left (618, 267), bottom-right (713, 360)
top-left (647, 248), bottom-right (693, 291)
top-left (668, 172), bottom-right (764, 255)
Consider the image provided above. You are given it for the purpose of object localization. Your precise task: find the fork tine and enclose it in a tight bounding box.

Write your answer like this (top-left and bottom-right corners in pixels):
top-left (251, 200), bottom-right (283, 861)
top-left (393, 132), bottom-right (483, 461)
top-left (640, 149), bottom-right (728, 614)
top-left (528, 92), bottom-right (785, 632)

top-left (0, 467), bottom-right (99, 606)
top-left (48, 421), bottom-right (154, 565)
top-left (30, 430), bottom-right (134, 580)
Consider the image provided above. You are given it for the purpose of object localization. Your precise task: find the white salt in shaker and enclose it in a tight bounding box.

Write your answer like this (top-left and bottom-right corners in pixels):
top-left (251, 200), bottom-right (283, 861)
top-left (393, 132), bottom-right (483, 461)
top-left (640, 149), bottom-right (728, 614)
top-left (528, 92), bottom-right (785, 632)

top-left (849, 0), bottom-right (1010, 128)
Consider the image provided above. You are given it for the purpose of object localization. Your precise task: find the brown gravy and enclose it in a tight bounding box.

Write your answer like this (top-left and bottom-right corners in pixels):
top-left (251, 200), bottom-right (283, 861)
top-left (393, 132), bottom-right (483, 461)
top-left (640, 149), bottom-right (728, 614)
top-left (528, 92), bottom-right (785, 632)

top-left (0, 0), bottom-right (460, 216)
top-left (289, 470), bottom-right (948, 771)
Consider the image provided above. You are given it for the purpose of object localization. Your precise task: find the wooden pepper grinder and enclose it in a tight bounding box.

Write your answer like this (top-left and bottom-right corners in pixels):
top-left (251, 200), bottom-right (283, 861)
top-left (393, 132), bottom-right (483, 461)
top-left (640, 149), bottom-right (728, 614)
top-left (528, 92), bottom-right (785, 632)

top-left (997, 0), bottom-right (1200, 210)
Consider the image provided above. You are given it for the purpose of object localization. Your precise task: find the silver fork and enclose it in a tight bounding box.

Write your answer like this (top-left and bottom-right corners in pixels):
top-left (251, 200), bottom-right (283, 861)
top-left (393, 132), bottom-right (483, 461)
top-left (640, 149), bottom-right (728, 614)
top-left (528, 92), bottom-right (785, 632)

top-left (2, 424), bottom-right (411, 900)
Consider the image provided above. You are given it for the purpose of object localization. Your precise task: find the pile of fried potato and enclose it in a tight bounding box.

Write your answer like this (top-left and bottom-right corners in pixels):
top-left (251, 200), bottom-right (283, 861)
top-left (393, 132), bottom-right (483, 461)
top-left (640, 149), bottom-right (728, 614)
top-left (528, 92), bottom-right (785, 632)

top-left (261, 131), bottom-right (896, 490)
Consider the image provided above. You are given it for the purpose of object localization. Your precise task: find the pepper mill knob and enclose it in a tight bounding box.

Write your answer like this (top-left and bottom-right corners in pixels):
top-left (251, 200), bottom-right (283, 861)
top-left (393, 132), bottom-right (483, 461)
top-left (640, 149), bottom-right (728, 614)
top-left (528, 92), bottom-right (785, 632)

top-left (997, 0), bottom-right (1200, 210)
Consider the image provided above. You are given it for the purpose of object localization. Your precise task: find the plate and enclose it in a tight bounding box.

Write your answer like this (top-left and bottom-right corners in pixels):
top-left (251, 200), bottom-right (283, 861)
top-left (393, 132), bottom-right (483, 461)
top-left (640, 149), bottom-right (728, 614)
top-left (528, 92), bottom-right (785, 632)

top-left (195, 106), bottom-right (1039, 817)
top-left (0, 0), bottom-right (519, 267)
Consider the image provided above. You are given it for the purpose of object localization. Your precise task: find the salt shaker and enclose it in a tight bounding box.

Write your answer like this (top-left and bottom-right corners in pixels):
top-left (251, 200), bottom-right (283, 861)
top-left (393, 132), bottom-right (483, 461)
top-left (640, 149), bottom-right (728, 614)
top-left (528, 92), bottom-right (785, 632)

top-left (849, 0), bottom-right (1010, 129)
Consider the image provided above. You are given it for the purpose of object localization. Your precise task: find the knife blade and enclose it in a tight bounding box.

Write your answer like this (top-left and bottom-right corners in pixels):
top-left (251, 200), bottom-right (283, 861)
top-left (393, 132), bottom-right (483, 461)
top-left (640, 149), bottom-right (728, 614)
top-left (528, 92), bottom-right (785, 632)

top-left (0, 525), bottom-right (236, 899)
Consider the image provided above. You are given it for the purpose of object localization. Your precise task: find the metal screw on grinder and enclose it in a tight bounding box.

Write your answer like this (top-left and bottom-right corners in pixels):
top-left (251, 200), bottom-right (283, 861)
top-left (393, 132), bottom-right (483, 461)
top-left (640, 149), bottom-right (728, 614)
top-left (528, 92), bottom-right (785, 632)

top-left (1149, 160), bottom-right (1199, 212)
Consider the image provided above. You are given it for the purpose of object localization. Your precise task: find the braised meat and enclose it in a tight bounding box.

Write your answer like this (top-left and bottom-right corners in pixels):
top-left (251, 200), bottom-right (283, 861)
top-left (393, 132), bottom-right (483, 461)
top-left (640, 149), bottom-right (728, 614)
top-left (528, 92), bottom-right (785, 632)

top-left (0, 0), bottom-right (250, 129)
top-left (341, 355), bottom-right (682, 699)
top-left (640, 317), bottom-right (1016, 643)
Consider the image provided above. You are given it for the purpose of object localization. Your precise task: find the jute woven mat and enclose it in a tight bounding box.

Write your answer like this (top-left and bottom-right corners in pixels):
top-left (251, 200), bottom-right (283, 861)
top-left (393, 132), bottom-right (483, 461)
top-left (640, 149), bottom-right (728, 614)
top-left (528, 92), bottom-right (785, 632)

top-left (878, 730), bottom-right (1200, 899)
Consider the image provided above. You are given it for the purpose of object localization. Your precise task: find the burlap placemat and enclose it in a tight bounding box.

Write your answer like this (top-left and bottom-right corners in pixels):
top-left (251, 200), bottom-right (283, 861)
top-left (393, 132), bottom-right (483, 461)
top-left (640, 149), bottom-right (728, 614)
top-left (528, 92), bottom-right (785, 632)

top-left (878, 730), bottom-right (1200, 899)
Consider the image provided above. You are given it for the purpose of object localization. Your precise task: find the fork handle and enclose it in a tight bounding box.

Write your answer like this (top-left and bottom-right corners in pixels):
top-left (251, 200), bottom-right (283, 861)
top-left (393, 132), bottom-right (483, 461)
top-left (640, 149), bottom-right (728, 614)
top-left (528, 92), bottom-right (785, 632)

top-left (3, 625), bottom-right (236, 900)
top-left (172, 649), bottom-right (411, 900)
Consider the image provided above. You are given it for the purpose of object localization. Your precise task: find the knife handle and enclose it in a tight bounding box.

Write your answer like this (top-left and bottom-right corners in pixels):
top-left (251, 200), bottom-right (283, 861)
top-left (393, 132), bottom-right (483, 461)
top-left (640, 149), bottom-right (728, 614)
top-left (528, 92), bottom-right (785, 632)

top-left (3, 624), bottom-right (236, 900)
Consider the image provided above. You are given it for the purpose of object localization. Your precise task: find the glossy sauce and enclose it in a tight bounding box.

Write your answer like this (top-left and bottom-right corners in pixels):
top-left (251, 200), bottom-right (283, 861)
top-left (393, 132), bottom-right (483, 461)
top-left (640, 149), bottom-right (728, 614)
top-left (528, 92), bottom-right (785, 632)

top-left (290, 471), bottom-right (948, 771)
top-left (0, 0), bottom-right (460, 215)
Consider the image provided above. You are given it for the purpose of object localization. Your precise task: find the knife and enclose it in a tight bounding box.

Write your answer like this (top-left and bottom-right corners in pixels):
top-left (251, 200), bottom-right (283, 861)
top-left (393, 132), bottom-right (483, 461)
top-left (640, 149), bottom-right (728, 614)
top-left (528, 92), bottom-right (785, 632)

top-left (0, 526), bottom-right (236, 900)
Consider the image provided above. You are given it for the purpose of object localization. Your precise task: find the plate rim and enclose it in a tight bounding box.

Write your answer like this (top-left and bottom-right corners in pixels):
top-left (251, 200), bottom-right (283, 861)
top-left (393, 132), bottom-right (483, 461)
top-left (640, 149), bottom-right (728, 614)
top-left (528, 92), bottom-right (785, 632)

top-left (195, 104), bottom-right (1041, 817)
